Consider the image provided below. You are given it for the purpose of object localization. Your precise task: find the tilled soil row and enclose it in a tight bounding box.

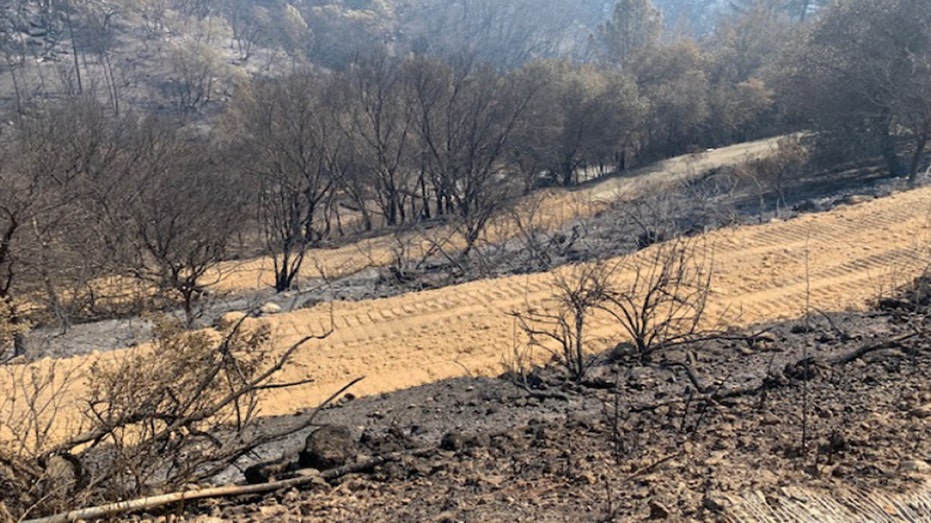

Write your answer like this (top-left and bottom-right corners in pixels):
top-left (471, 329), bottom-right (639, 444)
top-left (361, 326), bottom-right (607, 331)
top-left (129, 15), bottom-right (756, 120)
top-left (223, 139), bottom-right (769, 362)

top-left (247, 183), bottom-right (931, 415)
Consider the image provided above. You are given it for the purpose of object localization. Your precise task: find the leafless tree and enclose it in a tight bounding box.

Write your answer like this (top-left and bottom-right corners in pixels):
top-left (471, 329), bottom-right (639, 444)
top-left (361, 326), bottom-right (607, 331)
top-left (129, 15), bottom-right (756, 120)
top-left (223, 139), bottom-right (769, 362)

top-left (114, 118), bottom-right (245, 325)
top-left (508, 60), bottom-right (647, 188)
top-left (408, 56), bottom-right (540, 258)
top-left (402, 0), bottom-right (585, 68)
top-left (219, 0), bottom-right (270, 61)
top-left (228, 72), bottom-right (339, 292)
top-left (161, 39), bottom-right (228, 115)
top-left (332, 53), bottom-right (418, 227)
top-left (0, 98), bottom-right (120, 353)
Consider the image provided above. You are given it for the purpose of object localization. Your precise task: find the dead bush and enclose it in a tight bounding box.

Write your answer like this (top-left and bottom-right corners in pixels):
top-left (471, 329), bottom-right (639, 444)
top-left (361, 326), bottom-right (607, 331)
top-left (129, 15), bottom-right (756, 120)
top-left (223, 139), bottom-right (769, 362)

top-left (513, 262), bottom-right (614, 381)
top-left (602, 239), bottom-right (716, 363)
top-left (514, 238), bottom-right (718, 380)
top-left (0, 315), bottom-right (332, 520)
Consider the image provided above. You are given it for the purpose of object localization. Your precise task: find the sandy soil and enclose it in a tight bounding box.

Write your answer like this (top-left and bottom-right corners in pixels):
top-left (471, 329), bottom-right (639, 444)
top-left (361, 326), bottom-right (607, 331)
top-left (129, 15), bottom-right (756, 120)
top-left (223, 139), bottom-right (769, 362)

top-left (239, 182), bottom-right (931, 414)
top-left (5, 140), bottom-right (931, 523)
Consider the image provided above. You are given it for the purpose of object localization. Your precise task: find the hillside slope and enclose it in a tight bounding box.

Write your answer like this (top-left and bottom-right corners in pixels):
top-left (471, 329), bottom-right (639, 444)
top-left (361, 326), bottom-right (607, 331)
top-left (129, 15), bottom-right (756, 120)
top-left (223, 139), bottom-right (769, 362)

top-left (252, 182), bottom-right (931, 412)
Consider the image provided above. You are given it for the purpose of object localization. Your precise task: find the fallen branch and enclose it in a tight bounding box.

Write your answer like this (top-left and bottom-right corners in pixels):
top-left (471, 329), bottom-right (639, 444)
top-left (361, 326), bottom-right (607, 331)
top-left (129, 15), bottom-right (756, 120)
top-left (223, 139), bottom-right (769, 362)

top-left (828, 331), bottom-right (919, 365)
top-left (621, 451), bottom-right (682, 484)
top-left (661, 361), bottom-right (710, 394)
top-left (24, 447), bottom-right (434, 523)
top-left (629, 329), bottom-right (925, 414)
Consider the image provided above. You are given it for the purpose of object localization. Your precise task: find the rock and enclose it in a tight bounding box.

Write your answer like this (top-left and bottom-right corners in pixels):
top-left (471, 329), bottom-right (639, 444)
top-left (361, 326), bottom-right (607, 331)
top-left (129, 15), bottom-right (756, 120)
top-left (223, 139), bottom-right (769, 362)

top-left (648, 500), bottom-right (671, 520)
top-left (258, 504), bottom-right (285, 518)
top-left (783, 357), bottom-right (820, 381)
top-left (760, 413), bottom-right (781, 426)
top-left (300, 296), bottom-right (323, 309)
top-left (281, 488), bottom-right (300, 503)
top-left (217, 311), bottom-right (247, 330)
top-left (360, 427), bottom-right (415, 453)
top-left (577, 471), bottom-right (597, 485)
top-left (259, 302), bottom-right (283, 315)
top-left (299, 425), bottom-right (356, 470)
top-left (440, 432), bottom-right (465, 452)
top-left (898, 460), bottom-right (931, 474)
top-left (793, 199), bottom-right (821, 213)
top-left (702, 494), bottom-right (729, 512)
top-left (910, 403), bottom-right (931, 419)
top-left (293, 467), bottom-right (329, 487)
top-left (842, 194), bottom-right (873, 205)
top-left (436, 511), bottom-right (463, 523)
top-left (581, 365), bottom-right (617, 389)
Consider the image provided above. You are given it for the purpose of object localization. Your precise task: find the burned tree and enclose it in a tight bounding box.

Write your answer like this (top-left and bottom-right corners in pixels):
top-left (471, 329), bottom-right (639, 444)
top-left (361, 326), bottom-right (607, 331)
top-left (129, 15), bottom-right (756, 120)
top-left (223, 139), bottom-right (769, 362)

top-left (332, 52), bottom-right (418, 228)
top-left (115, 118), bottom-right (244, 325)
top-left (408, 56), bottom-right (539, 258)
top-left (229, 72), bottom-right (338, 292)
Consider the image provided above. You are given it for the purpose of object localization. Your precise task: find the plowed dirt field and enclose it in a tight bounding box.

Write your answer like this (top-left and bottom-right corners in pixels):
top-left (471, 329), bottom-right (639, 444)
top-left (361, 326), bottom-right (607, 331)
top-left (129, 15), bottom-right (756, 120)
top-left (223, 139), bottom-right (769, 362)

top-left (253, 183), bottom-right (931, 412)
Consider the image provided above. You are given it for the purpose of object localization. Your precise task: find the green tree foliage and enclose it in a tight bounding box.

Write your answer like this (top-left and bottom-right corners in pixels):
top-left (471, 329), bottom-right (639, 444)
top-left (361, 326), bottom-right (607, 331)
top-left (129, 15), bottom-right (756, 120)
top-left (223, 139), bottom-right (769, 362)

top-left (778, 0), bottom-right (931, 181)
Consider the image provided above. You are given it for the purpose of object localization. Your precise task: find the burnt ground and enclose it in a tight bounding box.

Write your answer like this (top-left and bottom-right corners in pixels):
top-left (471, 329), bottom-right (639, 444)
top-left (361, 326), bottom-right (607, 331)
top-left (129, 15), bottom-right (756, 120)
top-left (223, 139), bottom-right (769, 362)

top-left (148, 288), bottom-right (931, 522)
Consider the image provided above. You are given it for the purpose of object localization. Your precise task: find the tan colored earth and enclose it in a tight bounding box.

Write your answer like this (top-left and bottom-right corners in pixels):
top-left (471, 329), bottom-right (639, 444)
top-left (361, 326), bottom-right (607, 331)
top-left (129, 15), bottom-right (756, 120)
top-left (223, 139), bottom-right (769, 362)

top-left (5, 137), bottom-right (931, 441)
top-left (252, 183), bottom-right (931, 412)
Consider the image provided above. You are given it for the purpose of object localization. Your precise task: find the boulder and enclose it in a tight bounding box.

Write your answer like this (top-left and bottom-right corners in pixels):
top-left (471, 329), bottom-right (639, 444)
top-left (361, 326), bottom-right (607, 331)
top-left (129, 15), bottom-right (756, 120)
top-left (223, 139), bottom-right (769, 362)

top-left (440, 431), bottom-right (465, 452)
top-left (842, 194), bottom-right (873, 205)
top-left (259, 302), bottom-right (282, 315)
top-left (649, 500), bottom-right (671, 520)
top-left (910, 403), bottom-right (931, 419)
top-left (244, 456), bottom-right (294, 484)
top-left (898, 460), bottom-right (931, 475)
top-left (299, 425), bottom-right (356, 470)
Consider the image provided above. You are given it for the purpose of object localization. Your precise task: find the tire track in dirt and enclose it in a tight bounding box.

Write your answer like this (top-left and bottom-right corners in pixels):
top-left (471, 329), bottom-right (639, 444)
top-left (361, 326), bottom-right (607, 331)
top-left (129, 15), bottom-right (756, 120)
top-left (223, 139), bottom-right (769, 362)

top-left (250, 185), bottom-right (931, 415)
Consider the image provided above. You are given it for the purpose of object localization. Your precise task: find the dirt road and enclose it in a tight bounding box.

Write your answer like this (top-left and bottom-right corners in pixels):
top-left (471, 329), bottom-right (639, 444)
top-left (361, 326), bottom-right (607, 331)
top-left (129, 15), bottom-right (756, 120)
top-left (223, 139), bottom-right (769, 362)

top-left (252, 183), bottom-right (931, 414)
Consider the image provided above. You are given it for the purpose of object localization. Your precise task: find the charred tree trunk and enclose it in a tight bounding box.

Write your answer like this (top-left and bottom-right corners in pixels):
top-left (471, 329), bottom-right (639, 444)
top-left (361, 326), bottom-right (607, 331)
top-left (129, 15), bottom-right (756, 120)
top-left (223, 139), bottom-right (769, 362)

top-left (908, 123), bottom-right (930, 185)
